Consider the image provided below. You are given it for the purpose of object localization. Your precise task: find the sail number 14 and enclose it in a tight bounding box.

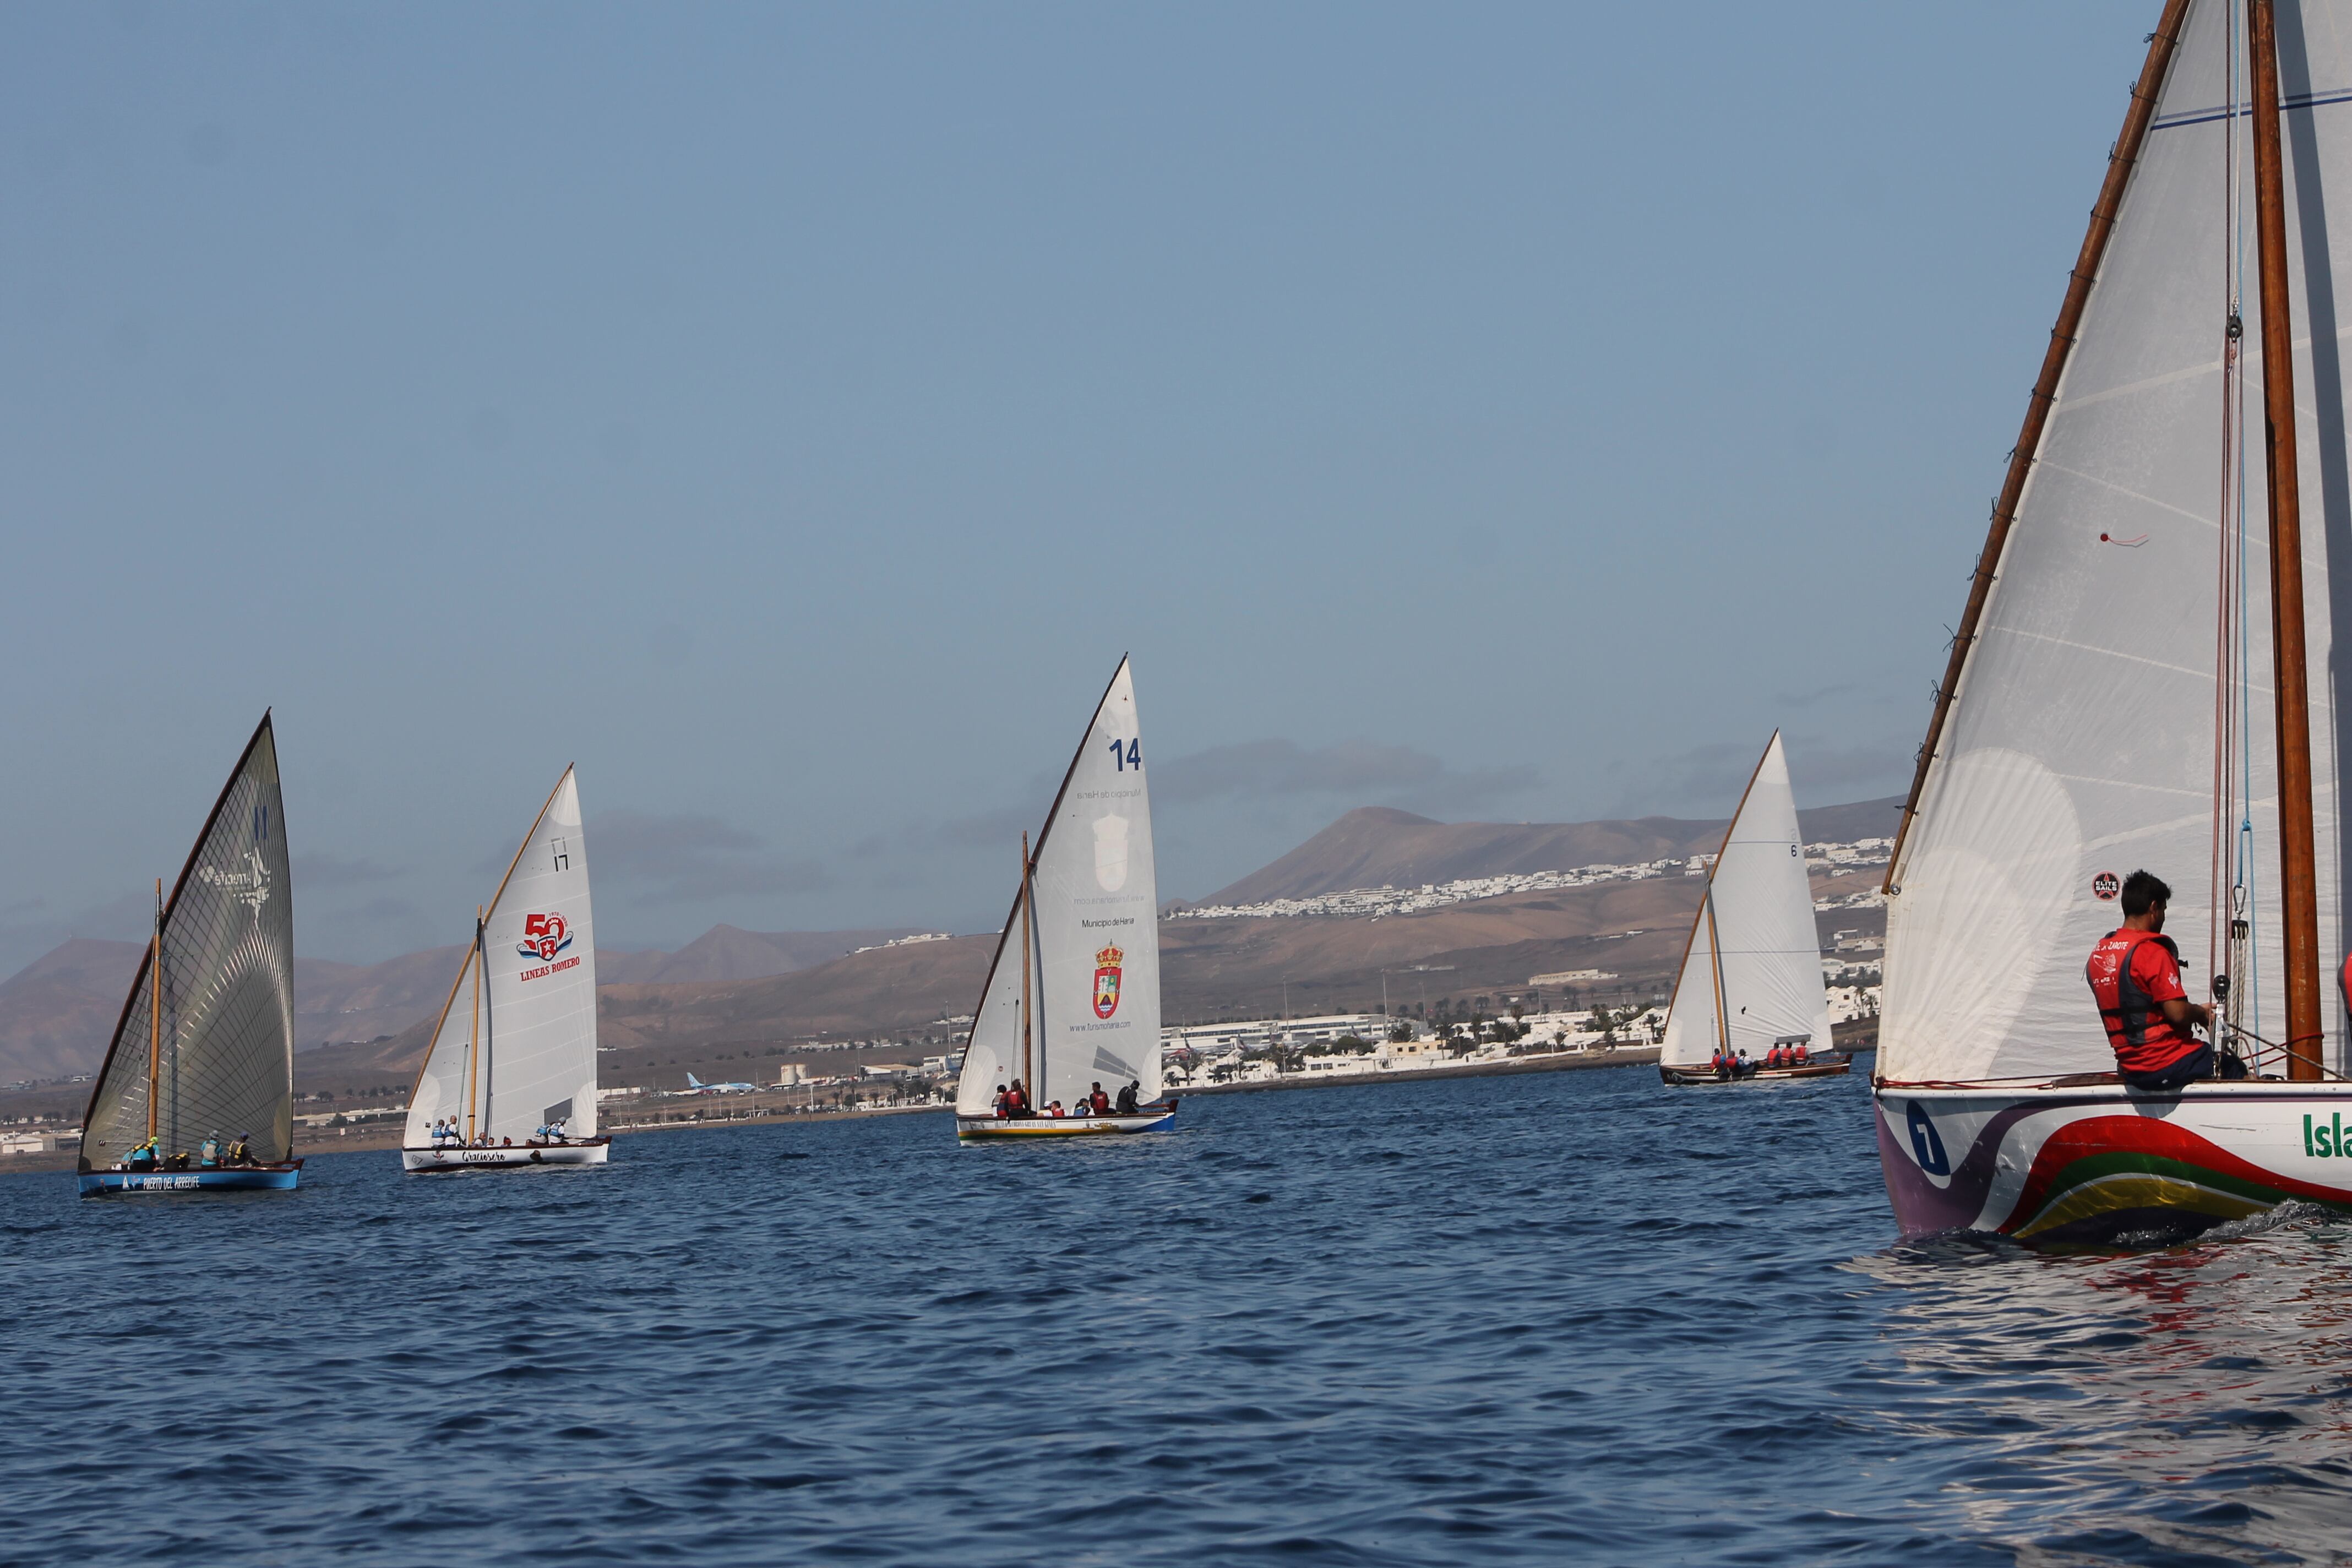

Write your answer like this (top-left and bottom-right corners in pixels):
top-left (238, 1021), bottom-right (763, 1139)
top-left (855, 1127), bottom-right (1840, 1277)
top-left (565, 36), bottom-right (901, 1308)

top-left (1109, 738), bottom-right (1142, 771)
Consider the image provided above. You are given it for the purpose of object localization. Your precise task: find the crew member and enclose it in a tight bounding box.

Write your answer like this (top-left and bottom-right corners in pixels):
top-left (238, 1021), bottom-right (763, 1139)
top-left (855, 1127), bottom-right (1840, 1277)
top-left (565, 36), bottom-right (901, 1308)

top-left (992, 1084), bottom-right (1011, 1119)
top-left (1116, 1081), bottom-right (1140, 1114)
top-left (2086, 870), bottom-right (2215, 1091)
top-left (1088, 1082), bottom-right (1110, 1114)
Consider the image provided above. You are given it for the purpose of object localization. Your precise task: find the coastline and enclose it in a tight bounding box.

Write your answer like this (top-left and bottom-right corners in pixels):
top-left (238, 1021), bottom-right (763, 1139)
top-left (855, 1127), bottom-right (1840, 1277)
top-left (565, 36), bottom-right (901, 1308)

top-left (2, 1050), bottom-right (1678, 1176)
top-left (1174, 1046), bottom-right (1662, 1097)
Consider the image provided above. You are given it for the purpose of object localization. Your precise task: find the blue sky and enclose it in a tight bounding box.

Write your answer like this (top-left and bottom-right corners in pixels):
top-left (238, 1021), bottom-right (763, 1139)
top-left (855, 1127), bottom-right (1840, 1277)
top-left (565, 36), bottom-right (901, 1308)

top-left (0, 2), bottom-right (2153, 971)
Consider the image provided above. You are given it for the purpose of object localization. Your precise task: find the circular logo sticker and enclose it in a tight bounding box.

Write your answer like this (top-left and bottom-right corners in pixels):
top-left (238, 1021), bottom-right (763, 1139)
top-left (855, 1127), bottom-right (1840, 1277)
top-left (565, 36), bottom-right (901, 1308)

top-left (2092, 871), bottom-right (2120, 901)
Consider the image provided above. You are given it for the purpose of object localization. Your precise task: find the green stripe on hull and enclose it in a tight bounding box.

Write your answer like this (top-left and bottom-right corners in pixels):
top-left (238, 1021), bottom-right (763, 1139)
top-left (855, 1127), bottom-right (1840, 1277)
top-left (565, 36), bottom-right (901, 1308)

top-left (2021, 1152), bottom-right (2352, 1238)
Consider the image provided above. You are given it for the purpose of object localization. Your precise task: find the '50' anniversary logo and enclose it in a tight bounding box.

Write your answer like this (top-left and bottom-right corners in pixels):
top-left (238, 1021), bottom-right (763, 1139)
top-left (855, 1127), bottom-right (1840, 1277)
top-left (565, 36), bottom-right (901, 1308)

top-left (519, 913), bottom-right (573, 962)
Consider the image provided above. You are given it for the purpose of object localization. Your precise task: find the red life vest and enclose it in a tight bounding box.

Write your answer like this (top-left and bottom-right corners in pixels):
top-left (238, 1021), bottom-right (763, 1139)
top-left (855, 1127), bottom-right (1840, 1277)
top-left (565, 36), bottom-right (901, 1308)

top-left (2086, 929), bottom-right (2196, 1071)
top-left (1793, 1042), bottom-right (1809, 1065)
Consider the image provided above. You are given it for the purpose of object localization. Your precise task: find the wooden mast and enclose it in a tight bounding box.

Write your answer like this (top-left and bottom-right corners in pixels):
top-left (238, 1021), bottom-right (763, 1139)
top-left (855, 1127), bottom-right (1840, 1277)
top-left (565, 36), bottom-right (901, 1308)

top-left (1019, 833), bottom-right (1035, 1106)
top-left (2247, 0), bottom-right (2324, 1080)
top-left (1883, 2), bottom-right (2191, 888)
top-left (146, 879), bottom-right (161, 1147)
top-left (1704, 886), bottom-right (1732, 1059)
top-left (465, 910), bottom-right (484, 1142)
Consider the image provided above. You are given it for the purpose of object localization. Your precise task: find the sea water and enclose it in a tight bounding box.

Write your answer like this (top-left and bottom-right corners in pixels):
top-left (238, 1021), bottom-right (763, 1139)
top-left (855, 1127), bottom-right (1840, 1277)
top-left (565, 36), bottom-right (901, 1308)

top-left (4, 1064), bottom-right (2350, 1565)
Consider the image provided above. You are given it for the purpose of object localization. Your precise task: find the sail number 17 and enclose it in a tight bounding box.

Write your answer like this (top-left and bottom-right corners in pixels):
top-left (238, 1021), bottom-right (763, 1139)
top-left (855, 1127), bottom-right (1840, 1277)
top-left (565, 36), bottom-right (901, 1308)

top-left (1109, 737), bottom-right (1142, 771)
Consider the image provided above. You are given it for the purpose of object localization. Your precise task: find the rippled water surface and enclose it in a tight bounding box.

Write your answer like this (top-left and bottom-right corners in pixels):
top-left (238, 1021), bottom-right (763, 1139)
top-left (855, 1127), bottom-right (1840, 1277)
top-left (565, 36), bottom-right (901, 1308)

top-left (8, 1064), bottom-right (2352, 1565)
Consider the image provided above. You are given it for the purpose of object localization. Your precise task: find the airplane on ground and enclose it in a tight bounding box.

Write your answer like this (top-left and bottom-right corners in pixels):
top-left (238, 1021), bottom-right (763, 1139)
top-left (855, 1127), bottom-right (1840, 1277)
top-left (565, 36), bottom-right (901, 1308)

top-left (668, 1071), bottom-right (758, 1096)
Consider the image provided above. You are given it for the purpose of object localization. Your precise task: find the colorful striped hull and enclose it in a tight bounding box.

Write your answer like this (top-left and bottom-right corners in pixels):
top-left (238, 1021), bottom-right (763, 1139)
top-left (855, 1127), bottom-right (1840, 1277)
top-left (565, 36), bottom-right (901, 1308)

top-left (1875, 1082), bottom-right (2352, 1245)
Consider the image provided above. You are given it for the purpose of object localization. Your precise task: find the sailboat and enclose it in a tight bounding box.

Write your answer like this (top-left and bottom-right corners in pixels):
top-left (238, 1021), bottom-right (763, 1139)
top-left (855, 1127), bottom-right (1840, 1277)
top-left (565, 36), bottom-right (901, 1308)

top-left (79, 713), bottom-right (301, 1194)
top-left (1658, 733), bottom-right (1845, 1086)
top-left (401, 766), bottom-right (608, 1170)
top-left (955, 656), bottom-right (1175, 1140)
top-left (1876, 0), bottom-right (2352, 1243)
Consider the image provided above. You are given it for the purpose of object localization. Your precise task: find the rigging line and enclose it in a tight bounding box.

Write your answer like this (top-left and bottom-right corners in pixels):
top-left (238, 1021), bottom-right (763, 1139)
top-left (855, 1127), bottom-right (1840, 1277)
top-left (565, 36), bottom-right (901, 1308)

top-left (2233, 0), bottom-right (2262, 1059)
top-left (2215, 0), bottom-right (2245, 1001)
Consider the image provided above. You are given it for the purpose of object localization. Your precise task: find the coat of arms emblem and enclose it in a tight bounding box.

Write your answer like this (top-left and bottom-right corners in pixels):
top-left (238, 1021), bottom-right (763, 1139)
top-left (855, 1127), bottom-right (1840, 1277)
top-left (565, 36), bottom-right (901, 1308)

top-left (1093, 944), bottom-right (1124, 1020)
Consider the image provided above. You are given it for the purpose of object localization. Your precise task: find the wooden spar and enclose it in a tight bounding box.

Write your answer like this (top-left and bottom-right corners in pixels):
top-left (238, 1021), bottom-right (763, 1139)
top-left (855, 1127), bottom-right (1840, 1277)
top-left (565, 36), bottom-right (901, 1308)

top-left (465, 911), bottom-right (483, 1142)
top-left (146, 879), bottom-right (161, 1145)
top-left (1883, 1), bottom-right (2192, 889)
top-left (480, 912), bottom-right (497, 1135)
top-left (2247, 0), bottom-right (2324, 1079)
top-left (1019, 833), bottom-right (1035, 1106)
top-left (1705, 886), bottom-right (1732, 1055)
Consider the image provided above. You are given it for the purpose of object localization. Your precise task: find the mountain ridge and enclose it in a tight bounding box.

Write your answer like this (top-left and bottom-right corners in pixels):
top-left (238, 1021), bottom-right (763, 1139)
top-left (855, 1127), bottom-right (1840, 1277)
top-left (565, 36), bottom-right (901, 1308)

top-left (1201, 796), bottom-right (1904, 906)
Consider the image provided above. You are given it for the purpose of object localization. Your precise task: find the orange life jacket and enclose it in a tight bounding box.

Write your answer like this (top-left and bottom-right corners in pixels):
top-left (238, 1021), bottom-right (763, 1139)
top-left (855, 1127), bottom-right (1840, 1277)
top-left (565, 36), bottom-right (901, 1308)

top-left (2086, 928), bottom-right (2195, 1070)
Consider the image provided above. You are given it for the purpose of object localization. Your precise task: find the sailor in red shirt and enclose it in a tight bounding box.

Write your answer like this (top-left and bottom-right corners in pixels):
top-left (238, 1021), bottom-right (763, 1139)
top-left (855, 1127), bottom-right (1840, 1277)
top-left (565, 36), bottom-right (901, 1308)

top-left (2085, 870), bottom-right (2214, 1091)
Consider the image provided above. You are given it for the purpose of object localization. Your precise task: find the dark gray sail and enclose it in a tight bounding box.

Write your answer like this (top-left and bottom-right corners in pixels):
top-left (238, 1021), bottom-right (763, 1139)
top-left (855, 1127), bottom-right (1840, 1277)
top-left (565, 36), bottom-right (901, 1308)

top-left (79, 715), bottom-right (294, 1170)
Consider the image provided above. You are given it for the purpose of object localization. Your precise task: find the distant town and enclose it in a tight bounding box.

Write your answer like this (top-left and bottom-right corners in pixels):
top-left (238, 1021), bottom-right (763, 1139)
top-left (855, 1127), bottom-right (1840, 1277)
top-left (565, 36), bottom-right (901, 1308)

top-left (0, 834), bottom-right (1889, 1156)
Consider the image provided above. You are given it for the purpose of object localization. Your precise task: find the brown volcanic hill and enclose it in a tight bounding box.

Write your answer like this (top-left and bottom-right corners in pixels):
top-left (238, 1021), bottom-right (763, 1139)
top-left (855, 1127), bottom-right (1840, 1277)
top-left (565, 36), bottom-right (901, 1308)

top-left (291, 934), bottom-right (1000, 1098)
top-left (597, 925), bottom-right (929, 986)
top-left (0, 923), bottom-right (948, 1084)
top-left (1202, 796), bottom-right (1904, 906)
top-left (0, 938), bottom-right (476, 1081)
top-left (0, 939), bottom-right (146, 1083)
top-left (298, 946), bottom-right (470, 1048)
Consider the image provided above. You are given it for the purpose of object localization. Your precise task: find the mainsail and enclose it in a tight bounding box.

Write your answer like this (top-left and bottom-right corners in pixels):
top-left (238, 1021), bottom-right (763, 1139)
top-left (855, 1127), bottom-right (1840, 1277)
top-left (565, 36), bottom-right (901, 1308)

top-left (1659, 733), bottom-right (1831, 1070)
top-left (955, 658), bottom-right (1161, 1114)
top-left (1880, 0), bottom-right (2350, 1085)
top-left (80, 714), bottom-right (295, 1172)
top-left (403, 767), bottom-right (599, 1145)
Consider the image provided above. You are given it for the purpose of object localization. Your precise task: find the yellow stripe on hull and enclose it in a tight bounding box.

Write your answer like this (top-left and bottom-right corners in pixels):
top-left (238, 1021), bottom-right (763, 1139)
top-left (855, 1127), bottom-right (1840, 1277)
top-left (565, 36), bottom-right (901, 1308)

top-left (2012, 1171), bottom-right (2271, 1241)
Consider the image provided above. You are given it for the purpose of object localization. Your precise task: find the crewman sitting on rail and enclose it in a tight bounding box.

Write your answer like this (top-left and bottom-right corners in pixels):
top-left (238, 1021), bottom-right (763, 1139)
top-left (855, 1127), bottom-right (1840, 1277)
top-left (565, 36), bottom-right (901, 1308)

top-left (125, 1136), bottom-right (159, 1170)
top-left (2087, 870), bottom-right (2217, 1092)
top-left (1793, 1042), bottom-right (1810, 1066)
top-left (227, 1135), bottom-right (252, 1165)
top-left (992, 1084), bottom-right (1011, 1119)
top-left (1044, 1099), bottom-right (1065, 1117)
top-left (1006, 1080), bottom-right (1032, 1117)
top-left (199, 1134), bottom-right (221, 1169)
top-left (1117, 1081), bottom-right (1140, 1114)
top-left (1087, 1082), bottom-right (1110, 1114)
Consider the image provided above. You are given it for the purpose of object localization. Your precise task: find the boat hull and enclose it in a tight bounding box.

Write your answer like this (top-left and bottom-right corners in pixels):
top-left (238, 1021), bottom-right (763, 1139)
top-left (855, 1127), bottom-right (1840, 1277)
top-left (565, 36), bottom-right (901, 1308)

top-left (957, 1109), bottom-right (1175, 1140)
top-left (1875, 1080), bottom-right (2352, 1245)
top-left (79, 1162), bottom-right (302, 1195)
top-left (402, 1139), bottom-right (612, 1172)
top-left (1662, 1058), bottom-right (1850, 1086)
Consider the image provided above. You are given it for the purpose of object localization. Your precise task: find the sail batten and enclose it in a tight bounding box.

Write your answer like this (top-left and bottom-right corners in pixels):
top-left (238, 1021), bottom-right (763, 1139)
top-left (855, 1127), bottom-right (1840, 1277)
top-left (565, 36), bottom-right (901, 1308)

top-left (955, 658), bottom-right (1161, 1115)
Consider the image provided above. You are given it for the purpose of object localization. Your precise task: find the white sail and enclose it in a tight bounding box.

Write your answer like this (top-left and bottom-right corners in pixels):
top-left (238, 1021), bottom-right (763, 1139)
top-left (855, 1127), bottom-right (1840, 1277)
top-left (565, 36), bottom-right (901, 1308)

top-left (954, 892), bottom-right (1031, 1116)
top-left (1881, 0), bottom-right (2349, 1085)
top-left (1660, 733), bottom-right (1830, 1069)
top-left (954, 657), bottom-right (1161, 1115)
top-left (405, 767), bottom-right (599, 1145)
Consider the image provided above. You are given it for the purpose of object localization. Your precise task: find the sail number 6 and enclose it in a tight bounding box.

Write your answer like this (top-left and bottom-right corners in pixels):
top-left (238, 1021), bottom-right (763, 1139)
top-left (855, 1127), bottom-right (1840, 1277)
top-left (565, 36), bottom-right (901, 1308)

top-left (1109, 737), bottom-right (1142, 771)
